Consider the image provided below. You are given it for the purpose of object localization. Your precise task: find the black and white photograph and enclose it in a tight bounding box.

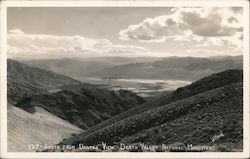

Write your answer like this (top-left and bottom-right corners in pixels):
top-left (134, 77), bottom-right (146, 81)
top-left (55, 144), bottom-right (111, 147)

top-left (0, 1), bottom-right (249, 158)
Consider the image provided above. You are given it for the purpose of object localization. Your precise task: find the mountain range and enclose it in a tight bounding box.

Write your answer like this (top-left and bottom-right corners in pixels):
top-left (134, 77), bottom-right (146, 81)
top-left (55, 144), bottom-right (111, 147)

top-left (20, 57), bottom-right (161, 80)
top-left (21, 56), bottom-right (242, 81)
top-left (87, 56), bottom-right (243, 81)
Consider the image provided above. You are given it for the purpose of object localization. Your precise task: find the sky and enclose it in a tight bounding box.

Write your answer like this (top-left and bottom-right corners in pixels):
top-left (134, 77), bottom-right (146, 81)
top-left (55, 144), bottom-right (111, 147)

top-left (7, 7), bottom-right (243, 59)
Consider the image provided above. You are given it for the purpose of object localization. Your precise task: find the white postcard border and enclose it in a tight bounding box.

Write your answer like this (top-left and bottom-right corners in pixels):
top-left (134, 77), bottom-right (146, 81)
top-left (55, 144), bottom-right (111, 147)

top-left (0, 1), bottom-right (249, 158)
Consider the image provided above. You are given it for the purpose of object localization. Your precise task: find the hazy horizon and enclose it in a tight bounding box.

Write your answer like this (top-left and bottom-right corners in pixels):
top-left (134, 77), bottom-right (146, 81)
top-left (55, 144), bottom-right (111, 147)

top-left (9, 54), bottom-right (243, 61)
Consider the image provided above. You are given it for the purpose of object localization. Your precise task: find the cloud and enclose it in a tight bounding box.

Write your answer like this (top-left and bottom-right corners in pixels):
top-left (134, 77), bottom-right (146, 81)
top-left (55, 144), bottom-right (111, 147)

top-left (7, 29), bottom-right (148, 59)
top-left (119, 7), bottom-right (243, 49)
top-left (8, 28), bottom-right (24, 35)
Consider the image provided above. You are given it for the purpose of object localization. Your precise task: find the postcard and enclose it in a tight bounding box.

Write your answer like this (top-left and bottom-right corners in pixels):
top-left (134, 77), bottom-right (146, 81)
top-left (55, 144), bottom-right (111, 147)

top-left (0, 0), bottom-right (249, 158)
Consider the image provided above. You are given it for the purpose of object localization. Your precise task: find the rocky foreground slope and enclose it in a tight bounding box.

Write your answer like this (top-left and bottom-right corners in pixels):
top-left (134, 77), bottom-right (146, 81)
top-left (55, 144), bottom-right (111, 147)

top-left (58, 70), bottom-right (243, 152)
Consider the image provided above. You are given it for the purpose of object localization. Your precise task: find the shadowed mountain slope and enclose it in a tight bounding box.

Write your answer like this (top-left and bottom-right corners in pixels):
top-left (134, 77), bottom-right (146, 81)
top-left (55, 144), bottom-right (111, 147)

top-left (8, 59), bottom-right (145, 130)
top-left (16, 84), bottom-right (145, 129)
top-left (7, 59), bottom-right (81, 104)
